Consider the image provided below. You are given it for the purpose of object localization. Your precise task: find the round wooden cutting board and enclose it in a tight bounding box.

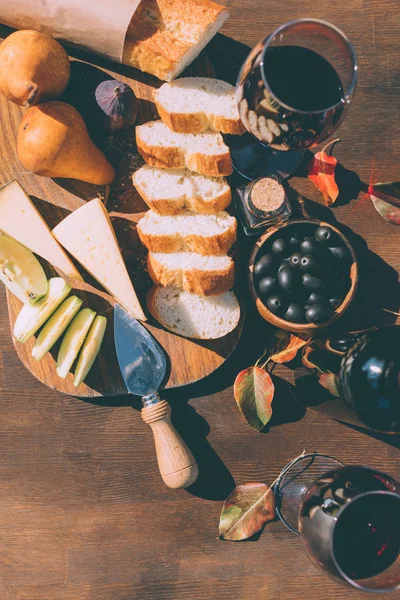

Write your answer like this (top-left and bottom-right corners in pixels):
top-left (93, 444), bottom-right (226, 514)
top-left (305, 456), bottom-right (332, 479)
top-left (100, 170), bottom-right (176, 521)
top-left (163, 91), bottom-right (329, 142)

top-left (0, 34), bottom-right (244, 397)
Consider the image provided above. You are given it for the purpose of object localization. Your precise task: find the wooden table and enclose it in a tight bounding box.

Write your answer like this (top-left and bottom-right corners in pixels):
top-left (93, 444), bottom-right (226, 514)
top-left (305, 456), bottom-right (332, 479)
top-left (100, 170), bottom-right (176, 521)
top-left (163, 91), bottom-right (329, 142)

top-left (0, 1), bottom-right (399, 599)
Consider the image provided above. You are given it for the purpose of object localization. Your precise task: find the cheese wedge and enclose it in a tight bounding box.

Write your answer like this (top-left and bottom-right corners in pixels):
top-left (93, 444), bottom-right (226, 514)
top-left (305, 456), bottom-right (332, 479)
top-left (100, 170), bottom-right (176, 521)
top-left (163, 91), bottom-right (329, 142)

top-left (0, 180), bottom-right (82, 280)
top-left (52, 199), bottom-right (146, 321)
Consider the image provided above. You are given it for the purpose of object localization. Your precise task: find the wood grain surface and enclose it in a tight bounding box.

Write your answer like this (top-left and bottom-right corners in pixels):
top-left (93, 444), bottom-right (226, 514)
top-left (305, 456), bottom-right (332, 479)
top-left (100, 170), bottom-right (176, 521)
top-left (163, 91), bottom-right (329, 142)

top-left (0, 0), bottom-right (399, 598)
top-left (1, 48), bottom-right (243, 396)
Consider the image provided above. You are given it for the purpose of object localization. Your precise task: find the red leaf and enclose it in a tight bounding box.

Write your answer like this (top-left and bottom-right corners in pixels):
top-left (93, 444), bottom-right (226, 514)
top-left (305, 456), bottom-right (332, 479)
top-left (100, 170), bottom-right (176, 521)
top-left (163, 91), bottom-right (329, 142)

top-left (234, 367), bottom-right (274, 431)
top-left (308, 138), bottom-right (340, 206)
top-left (219, 483), bottom-right (275, 541)
top-left (319, 372), bottom-right (340, 397)
top-left (269, 331), bottom-right (308, 364)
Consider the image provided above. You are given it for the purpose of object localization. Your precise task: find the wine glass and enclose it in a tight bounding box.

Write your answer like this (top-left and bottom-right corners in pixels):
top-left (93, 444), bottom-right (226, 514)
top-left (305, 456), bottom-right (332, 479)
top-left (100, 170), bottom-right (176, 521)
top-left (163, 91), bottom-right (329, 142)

top-left (274, 455), bottom-right (400, 592)
top-left (232, 18), bottom-right (358, 180)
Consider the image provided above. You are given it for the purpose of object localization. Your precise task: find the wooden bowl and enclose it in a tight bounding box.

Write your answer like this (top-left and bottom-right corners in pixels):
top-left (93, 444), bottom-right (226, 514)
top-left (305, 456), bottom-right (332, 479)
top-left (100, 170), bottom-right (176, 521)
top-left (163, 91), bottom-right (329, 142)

top-left (248, 219), bottom-right (358, 333)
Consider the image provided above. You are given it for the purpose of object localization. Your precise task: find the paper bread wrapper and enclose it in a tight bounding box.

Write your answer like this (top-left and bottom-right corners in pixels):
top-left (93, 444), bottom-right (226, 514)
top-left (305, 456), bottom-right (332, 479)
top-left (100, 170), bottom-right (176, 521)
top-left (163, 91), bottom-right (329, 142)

top-left (0, 0), bottom-right (142, 63)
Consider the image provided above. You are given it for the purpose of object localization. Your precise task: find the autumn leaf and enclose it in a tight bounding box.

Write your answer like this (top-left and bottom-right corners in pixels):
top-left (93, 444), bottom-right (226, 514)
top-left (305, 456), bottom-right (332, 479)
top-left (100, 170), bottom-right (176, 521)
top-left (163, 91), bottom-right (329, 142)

top-left (319, 372), bottom-right (341, 396)
top-left (219, 483), bottom-right (275, 541)
top-left (308, 138), bottom-right (340, 206)
top-left (369, 182), bottom-right (400, 207)
top-left (234, 366), bottom-right (274, 431)
top-left (371, 198), bottom-right (400, 225)
top-left (301, 342), bottom-right (341, 374)
top-left (269, 330), bottom-right (308, 364)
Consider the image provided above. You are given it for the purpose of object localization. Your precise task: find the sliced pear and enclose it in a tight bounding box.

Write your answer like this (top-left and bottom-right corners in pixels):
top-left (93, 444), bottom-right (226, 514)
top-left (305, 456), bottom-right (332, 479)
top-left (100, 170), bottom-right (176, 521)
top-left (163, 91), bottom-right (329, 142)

top-left (32, 295), bottom-right (83, 361)
top-left (74, 316), bottom-right (107, 387)
top-left (13, 277), bottom-right (71, 343)
top-left (0, 233), bottom-right (48, 305)
top-left (56, 308), bottom-right (96, 379)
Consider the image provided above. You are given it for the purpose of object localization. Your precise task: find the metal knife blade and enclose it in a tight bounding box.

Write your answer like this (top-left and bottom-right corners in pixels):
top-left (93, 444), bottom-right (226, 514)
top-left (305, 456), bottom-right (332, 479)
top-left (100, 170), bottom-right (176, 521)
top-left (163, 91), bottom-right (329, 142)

top-left (114, 304), bottom-right (166, 397)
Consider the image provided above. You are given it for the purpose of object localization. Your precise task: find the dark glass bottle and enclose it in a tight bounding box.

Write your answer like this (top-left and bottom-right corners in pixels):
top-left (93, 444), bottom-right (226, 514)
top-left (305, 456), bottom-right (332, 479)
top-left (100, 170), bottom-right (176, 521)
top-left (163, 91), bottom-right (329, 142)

top-left (339, 326), bottom-right (400, 432)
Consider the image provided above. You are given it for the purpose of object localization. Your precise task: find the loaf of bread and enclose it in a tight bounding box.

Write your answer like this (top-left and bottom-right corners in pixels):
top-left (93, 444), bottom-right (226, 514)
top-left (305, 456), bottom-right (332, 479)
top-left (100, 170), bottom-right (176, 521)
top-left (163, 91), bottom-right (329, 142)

top-left (147, 251), bottom-right (234, 295)
top-left (122, 0), bottom-right (229, 81)
top-left (132, 165), bottom-right (231, 215)
top-left (137, 209), bottom-right (237, 255)
top-left (147, 285), bottom-right (240, 339)
top-left (154, 78), bottom-right (245, 135)
top-left (136, 121), bottom-right (233, 177)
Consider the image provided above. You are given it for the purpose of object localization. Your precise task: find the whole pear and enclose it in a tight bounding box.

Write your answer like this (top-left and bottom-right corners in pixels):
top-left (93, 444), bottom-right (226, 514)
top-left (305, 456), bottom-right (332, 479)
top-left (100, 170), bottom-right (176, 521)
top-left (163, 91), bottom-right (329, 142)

top-left (17, 101), bottom-right (116, 185)
top-left (0, 30), bottom-right (70, 106)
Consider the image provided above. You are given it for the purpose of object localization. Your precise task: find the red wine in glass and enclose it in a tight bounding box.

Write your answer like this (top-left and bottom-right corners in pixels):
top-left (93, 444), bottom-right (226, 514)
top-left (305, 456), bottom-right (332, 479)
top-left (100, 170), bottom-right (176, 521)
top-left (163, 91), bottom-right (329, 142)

top-left (234, 19), bottom-right (357, 179)
top-left (333, 493), bottom-right (400, 581)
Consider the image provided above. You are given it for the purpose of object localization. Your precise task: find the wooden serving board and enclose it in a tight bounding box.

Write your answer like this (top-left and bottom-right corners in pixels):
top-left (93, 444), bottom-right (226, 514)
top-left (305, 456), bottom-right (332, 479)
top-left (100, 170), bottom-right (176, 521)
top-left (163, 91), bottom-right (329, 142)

top-left (0, 32), bottom-right (244, 397)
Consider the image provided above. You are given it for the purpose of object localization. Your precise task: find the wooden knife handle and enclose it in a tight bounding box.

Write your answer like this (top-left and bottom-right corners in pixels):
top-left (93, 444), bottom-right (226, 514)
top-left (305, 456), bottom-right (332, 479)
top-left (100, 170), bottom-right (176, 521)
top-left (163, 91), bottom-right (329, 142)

top-left (141, 399), bottom-right (199, 489)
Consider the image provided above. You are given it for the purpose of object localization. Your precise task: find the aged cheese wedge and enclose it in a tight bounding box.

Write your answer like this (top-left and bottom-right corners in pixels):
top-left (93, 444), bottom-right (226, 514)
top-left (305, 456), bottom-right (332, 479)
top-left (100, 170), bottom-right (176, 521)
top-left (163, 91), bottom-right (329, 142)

top-left (52, 199), bottom-right (146, 321)
top-left (0, 180), bottom-right (82, 280)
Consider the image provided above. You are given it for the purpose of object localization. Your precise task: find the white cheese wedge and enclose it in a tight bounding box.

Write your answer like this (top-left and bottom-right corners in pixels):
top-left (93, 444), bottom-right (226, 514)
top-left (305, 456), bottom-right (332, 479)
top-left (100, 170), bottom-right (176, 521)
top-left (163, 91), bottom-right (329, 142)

top-left (52, 198), bottom-right (146, 321)
top-left (0, 180), bottom-right (82, 280)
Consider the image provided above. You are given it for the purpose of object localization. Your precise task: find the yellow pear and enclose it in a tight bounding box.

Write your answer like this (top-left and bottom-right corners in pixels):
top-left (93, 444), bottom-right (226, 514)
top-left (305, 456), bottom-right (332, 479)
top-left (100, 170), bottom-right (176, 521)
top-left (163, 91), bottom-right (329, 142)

top-left (0, 30), bottom-right (70, 106)
top-left (17, 101), bottom-right (116, 185)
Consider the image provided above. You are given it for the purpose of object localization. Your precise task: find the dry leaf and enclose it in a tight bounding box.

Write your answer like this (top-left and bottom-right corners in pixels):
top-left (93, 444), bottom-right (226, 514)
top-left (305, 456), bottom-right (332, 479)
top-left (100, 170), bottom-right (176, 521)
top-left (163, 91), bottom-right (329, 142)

top-left (219, 483), bottom-right (275, 541)
top-left (319, 372), bottom-right (341, 396)
top-left (369, 182), bottom-right (400, 207)
top-left (234, 366), bottom-right (274, 431)
top-left (269, 331), bottom-right (308, 363)
top-left (369, 182), bottom-right (400, 225)
top-left (308, 138), bottom-right (340, 206)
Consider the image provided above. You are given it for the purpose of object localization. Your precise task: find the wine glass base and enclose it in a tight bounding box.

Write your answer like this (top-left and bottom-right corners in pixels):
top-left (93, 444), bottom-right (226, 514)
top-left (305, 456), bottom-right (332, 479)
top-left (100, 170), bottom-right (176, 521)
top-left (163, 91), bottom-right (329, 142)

top-left (274, 453), bottom-right (345, 534)
top-left (229, 133), bottom-right (305, 180)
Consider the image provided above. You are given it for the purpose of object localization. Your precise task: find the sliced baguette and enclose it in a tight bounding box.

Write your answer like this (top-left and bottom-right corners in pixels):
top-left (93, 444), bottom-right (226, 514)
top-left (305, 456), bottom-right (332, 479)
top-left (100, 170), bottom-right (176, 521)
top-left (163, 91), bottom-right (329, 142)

top-left (137, 210), bottom-right (237, 255)
top-left (148, 251), bottom-right (234, 295)
top-left (132, 166), bottom-right (231, 215)
top-left (154, 78), bottom-right (245, 135)
top-left (123, 0), bottom-right (229, 81)
top-left (147, 285), bottom-right (240, 339)
top-left (136, 120), bottom-right (233, 177)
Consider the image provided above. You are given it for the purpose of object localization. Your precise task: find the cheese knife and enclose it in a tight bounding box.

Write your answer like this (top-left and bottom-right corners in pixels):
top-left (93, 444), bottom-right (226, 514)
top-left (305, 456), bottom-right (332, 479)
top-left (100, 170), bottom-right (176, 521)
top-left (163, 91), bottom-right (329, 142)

top-left (114, 304), bottom-right (199, 489)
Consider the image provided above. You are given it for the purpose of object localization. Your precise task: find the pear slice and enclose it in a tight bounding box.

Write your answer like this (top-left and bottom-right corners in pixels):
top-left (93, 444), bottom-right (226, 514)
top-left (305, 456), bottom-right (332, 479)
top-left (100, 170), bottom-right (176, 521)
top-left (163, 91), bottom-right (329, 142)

top-left (56, 308), bottom-right (96, 380)
top-left (0, 233), bottom-right (48, 305)
top-left (32, 295), bottom-right (83, 361)
top-left (74, 316), bottom-right (107, 387)
top-left (13, 277), bottom-right (71, 343)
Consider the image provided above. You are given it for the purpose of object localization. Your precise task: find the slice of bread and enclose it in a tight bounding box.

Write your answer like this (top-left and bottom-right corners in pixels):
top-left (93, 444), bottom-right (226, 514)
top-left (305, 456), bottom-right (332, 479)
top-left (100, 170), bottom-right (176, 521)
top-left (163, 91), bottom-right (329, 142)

top-left (132, 166), bottom-right (231, 215)
top-left (154, 78), bottom-right (245, 135)
top-left (123, 0), bottom-right (229, 81)
top-left (137, 210), bottom-right (237, 255)
top-left (148, 251), bottom-right (234, 295)
top-left (136, 121), bottom-right (233, 177)
top-left (147, 285), bottom-right (240, 339)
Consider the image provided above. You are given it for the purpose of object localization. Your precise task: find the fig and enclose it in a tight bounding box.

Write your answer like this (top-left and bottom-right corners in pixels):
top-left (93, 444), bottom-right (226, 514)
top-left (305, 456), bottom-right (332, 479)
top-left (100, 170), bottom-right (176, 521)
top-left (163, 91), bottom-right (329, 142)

top-left (95, 80), bottom-right (138, 132)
